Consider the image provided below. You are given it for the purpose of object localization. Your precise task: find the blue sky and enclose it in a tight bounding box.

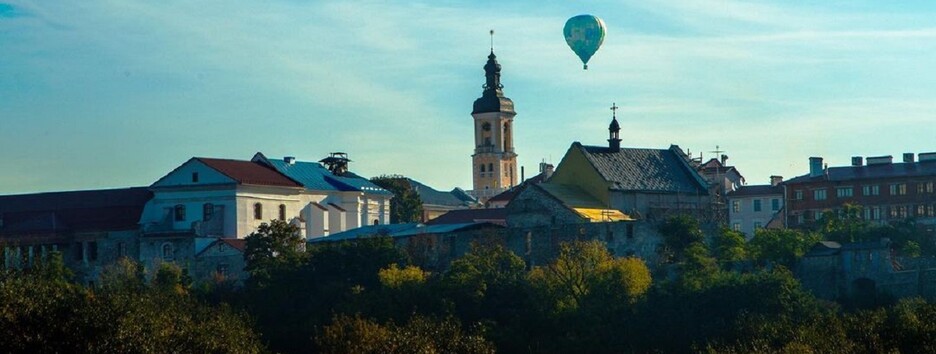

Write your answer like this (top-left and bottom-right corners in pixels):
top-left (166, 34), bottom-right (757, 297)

top-left (2, 0), bottom-right (936, 194)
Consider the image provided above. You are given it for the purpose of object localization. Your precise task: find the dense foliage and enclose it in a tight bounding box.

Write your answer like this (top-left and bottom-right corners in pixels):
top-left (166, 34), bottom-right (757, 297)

top-left (0, 255), bottom-right (262, 353)
top-left (5, 216), bottom-right (936, 353)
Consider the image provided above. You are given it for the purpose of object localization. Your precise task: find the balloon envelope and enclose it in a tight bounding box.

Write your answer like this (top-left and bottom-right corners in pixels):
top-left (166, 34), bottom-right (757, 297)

top-left (563, 14), bottom-right (606, 69)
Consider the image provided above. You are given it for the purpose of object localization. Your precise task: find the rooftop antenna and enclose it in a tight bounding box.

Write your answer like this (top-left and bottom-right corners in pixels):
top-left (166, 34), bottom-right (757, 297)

top-left (489, 29), bottom-right (494, 53)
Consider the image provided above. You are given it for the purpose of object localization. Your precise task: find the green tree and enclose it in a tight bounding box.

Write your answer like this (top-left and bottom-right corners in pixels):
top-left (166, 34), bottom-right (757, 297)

top-left (243, 219), bottom-right (307, 287)
top-left (316, 314), bottom-right (494, 354)
top-left (712, 227), bottom-right (747, 266)
top-left (370, 176), bottom-right (424, 223)
top-left (658, 215), bottom-right (706, 263)
top-left (747, 228), bottom-right (820, 268)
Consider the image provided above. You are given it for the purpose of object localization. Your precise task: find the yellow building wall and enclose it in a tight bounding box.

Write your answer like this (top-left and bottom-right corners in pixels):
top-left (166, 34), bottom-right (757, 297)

top-left (547, 144), bottom-right (612, 205)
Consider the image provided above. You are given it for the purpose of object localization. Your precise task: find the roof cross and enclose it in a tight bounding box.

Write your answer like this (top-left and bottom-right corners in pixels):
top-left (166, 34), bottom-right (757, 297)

top-left (610, 102), bottom-right (619, 118)
top-left (489, 29), bottom-right (494, 53)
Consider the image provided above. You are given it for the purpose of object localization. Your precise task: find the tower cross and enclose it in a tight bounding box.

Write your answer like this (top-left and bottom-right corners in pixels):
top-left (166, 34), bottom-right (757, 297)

top-left (489, 29), bottom-right (494, 52)
top-left (610, 102), bottom-right (619, 118)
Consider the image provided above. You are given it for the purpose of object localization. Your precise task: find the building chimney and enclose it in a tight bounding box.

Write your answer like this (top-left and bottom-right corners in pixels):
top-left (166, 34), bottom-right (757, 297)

top-left (544, 164), bottom-right (555, 179)
top-left (284, 156), bottom-right (296, 165)
top-left (720, 154), bottom-right (728, 166)
top-left (770, 175), bottom-right (783, 186)
top-left (903, 153), bottom-right (915, 163)
top-left (808, 157), bottom-right (823, 178)
top-left (521, 166), bottom-right (525, 182)
top-left (867, 155), bottom-right (893, 165)
top-left (851, 156), bottom-right (863, 167)
top-left (920, 152), bottom-right (936, 162)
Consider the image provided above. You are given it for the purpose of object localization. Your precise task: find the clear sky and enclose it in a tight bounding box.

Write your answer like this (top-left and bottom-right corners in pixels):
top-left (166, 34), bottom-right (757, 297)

top-left (2, 1), bottom-right (936, 195)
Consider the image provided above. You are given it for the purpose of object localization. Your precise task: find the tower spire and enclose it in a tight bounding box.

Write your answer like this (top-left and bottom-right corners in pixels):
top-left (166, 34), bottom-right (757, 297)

top-left (489, 29), bottom-right (494, 53)
top-left (608, 102), bottom-right (621, 152)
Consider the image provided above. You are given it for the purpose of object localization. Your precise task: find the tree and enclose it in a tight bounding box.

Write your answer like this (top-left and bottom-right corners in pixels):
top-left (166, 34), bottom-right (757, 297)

top-left (316, 314), bottom-right (494, 354)
top-left (712, 227), bottom-right (747, 266)
top-left (243, 219), bottom-right (306, 287)
top-left (370, 176), bottom-right (424, 223)
top-left (658, 215), bottom-right (706, 263)
top-left (747, 228), bottom-right (820, 268)
top-left (529, 240), bottom-right (651, 312)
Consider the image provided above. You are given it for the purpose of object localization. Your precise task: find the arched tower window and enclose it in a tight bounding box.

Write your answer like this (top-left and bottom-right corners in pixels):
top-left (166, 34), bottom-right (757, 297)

top-left (174, 205), bottom-right (186, 221)
top-left (480, 164), bottom-right (486, 173)
top-left (504, 122), bottom-right (511, 150)
top-left (253, 203), bottom-right (263, 220)
top-left (278, 204), bottom-right (286, 221)
top-left (488, 163), bottom-right (494, 174)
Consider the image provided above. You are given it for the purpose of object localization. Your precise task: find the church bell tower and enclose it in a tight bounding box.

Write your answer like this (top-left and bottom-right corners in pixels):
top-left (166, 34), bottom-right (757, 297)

top-left (471, 48), bottom-right (518, 201)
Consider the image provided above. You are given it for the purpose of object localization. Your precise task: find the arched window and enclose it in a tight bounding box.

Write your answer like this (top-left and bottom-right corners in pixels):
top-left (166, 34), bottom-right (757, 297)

top-left (488, 163), bottom-right (494, 173)
top-left (174, 204), bottom-right (186, 221)
top-left (373, 219), bottom-right (379, 225)
top-left (480, 164), bottom-right (486, 173)
top-left (253, 203), bottom-right (263, 220)
top-left (203, 203), bottom-right (214, 221)
top-left (278, 204), bottom-right (286, 221)
top-left (161, 243), bottom-right (174, 261)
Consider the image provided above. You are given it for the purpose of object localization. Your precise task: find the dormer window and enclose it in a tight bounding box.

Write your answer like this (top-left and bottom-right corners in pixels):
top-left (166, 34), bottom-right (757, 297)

top-left (174, 205), bottom-right (186, 221)
top-left (254, 203), bottom-right (263, 220)
top-left (192, 172), bottom-right (199, 183)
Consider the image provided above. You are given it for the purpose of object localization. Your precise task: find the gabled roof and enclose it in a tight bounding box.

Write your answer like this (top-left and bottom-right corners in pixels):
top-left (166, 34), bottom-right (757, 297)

top-left (728, 185), bottom-right (783, 198)
top-left (487, 171), bottom-right (549, 204)
top-left (574, 143), bottom-right (709, 194)
top-left (195, 238), bottom-right (247, 257)
top-left (407, 179), bottom-right (473, 207)
top-left (255, 154), bottom-right (392, 196)
top-left (194, 158), bottom-right (302, 187)
top-left (786, 159), bottom-right (936, 184)
top-left (425, 208), bottom-right (508, 226)
top-left (0, 187), bottom-right (153, 235)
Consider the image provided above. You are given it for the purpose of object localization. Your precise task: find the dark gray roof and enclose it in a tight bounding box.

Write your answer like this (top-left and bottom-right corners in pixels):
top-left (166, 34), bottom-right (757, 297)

top-left (0, 187), bottom-right (153, 235)
top-left (407, 179), bottom-right (473, 207)
top-left (311, 222), bottom-right (502, 242)
top-left (728, 185), bottom-right (783, 198)
top-left (575, 143), bottom-right (709, 194)
top-left (787, 160), bottom-right (936, 184)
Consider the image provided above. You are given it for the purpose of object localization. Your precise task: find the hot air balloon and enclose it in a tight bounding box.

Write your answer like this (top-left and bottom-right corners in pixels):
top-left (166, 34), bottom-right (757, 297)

top-left (563, 14), bottom-right (606, 70)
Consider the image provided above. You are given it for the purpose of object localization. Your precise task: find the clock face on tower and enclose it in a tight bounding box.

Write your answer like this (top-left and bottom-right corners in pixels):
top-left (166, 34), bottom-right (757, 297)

top-left (482, 122), bottom-right (491, 131)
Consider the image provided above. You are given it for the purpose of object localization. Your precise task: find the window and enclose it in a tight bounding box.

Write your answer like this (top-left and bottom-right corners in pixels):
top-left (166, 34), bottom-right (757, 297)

top-left (794, 190), bottom-right (803, 200)
top-left (203, 203), bottom-right (214, 221)
top-left (192, 172), bottom-right (199, 183)
top-left (890, 183), bottom-right (907, 196)
top-left (927, 182), bottom-right (934, 193)
top-left (217, 264), bottom-right (229, 277)
top-left (753, 199), bottom-right (762, 212)
top-left (174, 204), bottom-right (186, 221)
top-left (917, 205), bottom-right (926, 217)
top-left (814, 189), bottom-right (827, 201)
top-left (480, 164), bottom-right (486, 173)
top-left (253, 203), bottom-right (263, 220)
top-left (278, 204), bottom-right (286, 221)
top-left (836, 187), bottom-right (853, 198)
top-left (373, 219), bottom-right (379, 225)
top-left (754, 221), bottom-right (763, 229)
top-left (732, 200), bottom-right (740, 213)
top-left (74, 242), bottom-right (83, 261)
top-left (161, 243), bottom-right (174, 261)
top-left (863, 185), bottom-right (879, 196)
top-left (732, 223), bottom-right (741, 231)
top-left (771, 199), bottom-right (780, 211)
top-left (117, 242), bottom-right (126, 259)
top-left (487, 163), bottom-right (493, 173)
top-left (928, 205), bottom-right (935, 217)
top-left (87, 241), bottom-right (97, 262)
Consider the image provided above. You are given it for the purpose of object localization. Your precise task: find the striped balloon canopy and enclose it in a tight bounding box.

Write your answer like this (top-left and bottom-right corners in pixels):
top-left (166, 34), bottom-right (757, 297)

top-left (563, 14), bottom-right (606, 70)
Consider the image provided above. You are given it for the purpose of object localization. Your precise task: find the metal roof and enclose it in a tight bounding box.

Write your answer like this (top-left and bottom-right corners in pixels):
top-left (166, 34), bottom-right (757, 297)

top-left (311, 222), bottom-right (502, 243)
top-left (575, 143), bottom-right (709, 194)
top-left (786, 160), bottom-right (936, 184)
top-left (263, 158), bottom-right (392, 196)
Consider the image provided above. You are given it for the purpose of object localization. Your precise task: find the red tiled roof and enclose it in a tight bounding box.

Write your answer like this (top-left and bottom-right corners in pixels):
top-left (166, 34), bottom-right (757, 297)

top-left (196, 158), bottom-right (301, 187)
top-left (221, 238), bottom-right (247, 252)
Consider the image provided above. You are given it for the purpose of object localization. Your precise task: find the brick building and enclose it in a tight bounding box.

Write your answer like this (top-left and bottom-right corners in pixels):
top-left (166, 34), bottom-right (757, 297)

top-left (784, 153), bottom-right (936, 228)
